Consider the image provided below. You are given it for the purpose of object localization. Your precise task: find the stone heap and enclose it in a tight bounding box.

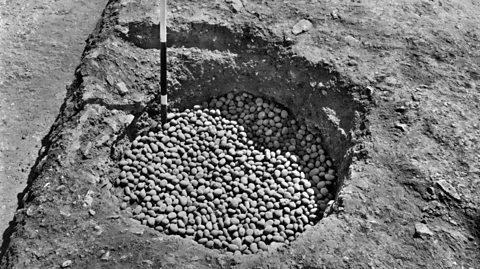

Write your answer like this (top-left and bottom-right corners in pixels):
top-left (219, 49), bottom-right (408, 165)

top-left (117, 92), bottom-right (336, 254)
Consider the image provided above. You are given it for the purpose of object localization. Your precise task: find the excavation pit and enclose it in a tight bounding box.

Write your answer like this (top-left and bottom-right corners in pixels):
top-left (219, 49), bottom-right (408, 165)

top-left (0, 1), bottom-right (373, 267)
top-left (106, 14), bottom-right (369, 258)
top-left (0, 2), bottom-right (369, 264)
top-left (117, 92), bottom-right (338, 254)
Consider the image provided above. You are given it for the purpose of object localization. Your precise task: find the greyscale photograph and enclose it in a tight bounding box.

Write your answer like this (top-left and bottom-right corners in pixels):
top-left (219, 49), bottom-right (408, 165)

top-left (0, 0), bottom-right (479, 268)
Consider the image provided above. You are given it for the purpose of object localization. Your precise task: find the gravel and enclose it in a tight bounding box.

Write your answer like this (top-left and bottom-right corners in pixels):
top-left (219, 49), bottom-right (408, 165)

top-left (117, 92), bottom-right (337, 254)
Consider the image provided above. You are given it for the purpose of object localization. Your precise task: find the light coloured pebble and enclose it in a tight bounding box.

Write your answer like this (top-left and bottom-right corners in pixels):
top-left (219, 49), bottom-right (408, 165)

top-left (170, 224), bottom-right (179, 233)
top-left (230, 198), bottom-right (241, 208)
top-left (228, 244), bottom-right (239, 251)
top-left (272, 235), bottom-right (284, 242)
top-left (250, 242), bottom-right (258, 253)
top-left (244, 235), bottom-right (254, 243)
top-left (258, 241), bottom-right (268, 251)
top-left (232, 237), bottom-right (242, 247)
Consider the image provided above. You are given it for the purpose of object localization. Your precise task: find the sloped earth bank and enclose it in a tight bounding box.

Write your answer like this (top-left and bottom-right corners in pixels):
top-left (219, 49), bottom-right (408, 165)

top-left (0, 0), bottom-right (109, 247)
top-left (2, 0), bottom-right (480, 268)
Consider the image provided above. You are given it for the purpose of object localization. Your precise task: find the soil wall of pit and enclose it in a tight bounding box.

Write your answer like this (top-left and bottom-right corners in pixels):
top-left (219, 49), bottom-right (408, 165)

top-left (117, 21), bottom-right (369, 200)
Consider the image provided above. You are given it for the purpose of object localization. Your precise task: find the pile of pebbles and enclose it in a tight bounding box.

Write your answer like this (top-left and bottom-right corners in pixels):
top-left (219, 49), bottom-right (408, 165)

top-left (117, 92), bottom-right (337, 255)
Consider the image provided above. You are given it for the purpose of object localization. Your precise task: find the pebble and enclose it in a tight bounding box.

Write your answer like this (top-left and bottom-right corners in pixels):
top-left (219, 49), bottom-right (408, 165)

top-left (61, 260), bottom-right (73, 268)
top-left (244, 235), bottom-right (254, 243)
top-left (228, 244), bottom-right (239, 251)
top-left (414, 223), bottom-right (434, 238)
top-left (118, 92), bottom-right (337, 255)
top-left (230, 198), bottom-right (241, 208)
top-left (436, 180), bottom-right (461, 200)
top-left (170, 224), bottom-right (179, 233)
top-left (232, 237), bottom-right (242, 247)
top-left (250, 242), bottom-right (259, 253)
top-left (168, 212), bottom-right (177, 219)
top-left (325, 174), bottom-right (335, 181)
top-left (179, 196), bottom-right (188, 206)
top-left (272, 235), bottom-right (284, 242)
top-left (213, 188), bottom-right (223, 196)
top-left (320, 188), bottom-right (329, 195)
top-left (258, 241), bottom-right (268, 251)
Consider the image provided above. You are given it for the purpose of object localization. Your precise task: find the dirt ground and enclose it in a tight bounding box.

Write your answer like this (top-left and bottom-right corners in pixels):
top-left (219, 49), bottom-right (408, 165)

top-left (0, 0), bottom-right (108, 246)
top-left (1, 0), bottom-right (480, 268)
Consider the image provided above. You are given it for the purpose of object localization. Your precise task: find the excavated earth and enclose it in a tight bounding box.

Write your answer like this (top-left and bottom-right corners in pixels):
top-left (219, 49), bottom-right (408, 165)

top-left (1, 0), bottom-right (480, 268)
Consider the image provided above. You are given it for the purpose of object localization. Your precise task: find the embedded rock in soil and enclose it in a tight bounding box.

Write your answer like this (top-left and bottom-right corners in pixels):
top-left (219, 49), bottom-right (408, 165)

top-left (117, 92), bottom-right (337, 254)
top-left (292, 19), bottom-right (313, 35)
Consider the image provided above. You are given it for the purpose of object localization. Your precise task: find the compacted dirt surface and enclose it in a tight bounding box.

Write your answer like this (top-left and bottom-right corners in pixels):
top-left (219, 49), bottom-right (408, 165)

top-left (0, 0), bottom-right (108, 248)
top-left (1, 0), bottom-right (480, 268)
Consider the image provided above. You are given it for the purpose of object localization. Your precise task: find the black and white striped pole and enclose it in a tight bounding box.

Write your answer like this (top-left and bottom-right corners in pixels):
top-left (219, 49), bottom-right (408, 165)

top-left (160, 0), bottom-right (167, 124)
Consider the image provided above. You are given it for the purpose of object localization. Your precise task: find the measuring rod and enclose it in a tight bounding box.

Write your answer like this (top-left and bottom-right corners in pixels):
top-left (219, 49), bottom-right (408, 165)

top-left (160, 0), bottom-right (167, 124)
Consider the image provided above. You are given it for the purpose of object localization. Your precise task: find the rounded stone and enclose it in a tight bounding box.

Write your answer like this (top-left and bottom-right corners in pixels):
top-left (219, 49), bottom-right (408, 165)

top-left (228, 244), bottom-right (239, 251)
top-left (258, 241), bottom-right (268, 251)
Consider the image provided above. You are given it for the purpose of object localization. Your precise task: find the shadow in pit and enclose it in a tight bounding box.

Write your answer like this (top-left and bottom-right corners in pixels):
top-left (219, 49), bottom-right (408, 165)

top-left (465, 208), bottom-right (480, 244)
top-left (0, 220), bottom-right (15, 261)
top-left (121, 21), bottom-right (285, 53)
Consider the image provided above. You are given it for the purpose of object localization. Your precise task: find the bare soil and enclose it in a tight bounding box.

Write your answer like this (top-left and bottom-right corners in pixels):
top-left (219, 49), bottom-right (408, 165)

top-left (1, 0), bottom-right (480, 268)
top-left (0, 0), bottom-right (108, 247)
